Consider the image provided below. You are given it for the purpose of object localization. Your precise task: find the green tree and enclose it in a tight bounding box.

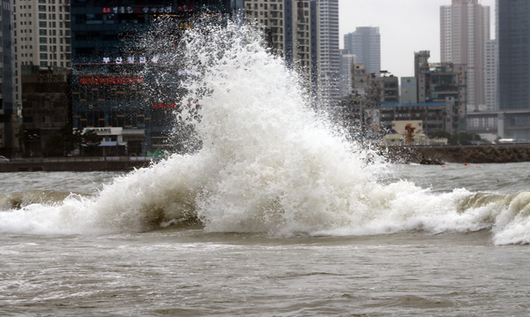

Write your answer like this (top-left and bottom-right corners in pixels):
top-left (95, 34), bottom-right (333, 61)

top-left (449, 132), bottom-right (483, 145)
top-left (45, 125), bottom-right (102, 156)
top-left (82, 129), bottom-right (102, 156)
top-left (428, 131), bottom-right (451, 140)
top-left (46, 124), bottom-right (82, 156)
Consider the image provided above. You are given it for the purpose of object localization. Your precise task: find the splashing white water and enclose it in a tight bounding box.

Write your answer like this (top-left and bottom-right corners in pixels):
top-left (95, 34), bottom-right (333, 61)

top-left (1, 21), bottom-right (530, 244)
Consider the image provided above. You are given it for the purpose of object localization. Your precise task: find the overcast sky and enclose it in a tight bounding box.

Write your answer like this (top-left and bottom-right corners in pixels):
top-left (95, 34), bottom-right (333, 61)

top-left (339, 0), bottom-right (496, 79)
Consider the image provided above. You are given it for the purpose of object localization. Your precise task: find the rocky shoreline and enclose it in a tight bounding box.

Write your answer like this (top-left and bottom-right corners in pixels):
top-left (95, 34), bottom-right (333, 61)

top-left (382, 144), bottom-right (530, 164)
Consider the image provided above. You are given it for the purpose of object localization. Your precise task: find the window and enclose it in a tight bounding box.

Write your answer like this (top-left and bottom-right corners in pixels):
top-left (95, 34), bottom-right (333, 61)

top-left (39, 37), bottom-right (47, 43)
top-left (40, 45), bottom-right (47, 51)
top-left (39, 29), bottom-right (47, 35)
top-left (39, 13), bottom-right (46, 19)
top-left (40, 53), bottom-right (47, 59)
top-left (38, 5), bottom-right (46, 11)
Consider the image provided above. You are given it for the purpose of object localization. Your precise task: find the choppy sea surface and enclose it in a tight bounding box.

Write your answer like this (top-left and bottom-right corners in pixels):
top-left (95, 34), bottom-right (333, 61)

top-left (2, 22), bottom-right (530, 316)
top-left (2, 164), bottom-right (530, 316)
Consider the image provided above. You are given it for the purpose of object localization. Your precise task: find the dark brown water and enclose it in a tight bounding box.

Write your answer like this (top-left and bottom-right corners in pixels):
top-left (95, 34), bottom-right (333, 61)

top-left (1, 164), bottom-right (530, 316)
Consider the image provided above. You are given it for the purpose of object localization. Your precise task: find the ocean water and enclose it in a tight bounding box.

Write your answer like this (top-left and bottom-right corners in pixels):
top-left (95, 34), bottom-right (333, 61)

top-left (2, 21), bottom-right (530, 316)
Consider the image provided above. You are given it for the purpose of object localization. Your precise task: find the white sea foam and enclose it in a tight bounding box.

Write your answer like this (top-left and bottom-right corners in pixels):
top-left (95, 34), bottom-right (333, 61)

top-left (1, 20), bottom-right (530, 244)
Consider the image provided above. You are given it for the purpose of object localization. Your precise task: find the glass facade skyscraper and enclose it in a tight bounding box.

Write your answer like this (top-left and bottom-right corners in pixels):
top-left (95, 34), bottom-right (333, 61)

top-left (343, 27), bottom-right (380, 75)
top-left (1, 0), bottom-right (18, 156)
top-left (498, 1), bottom-right (530, 111)
top-left (498, 0), bottom-right (530, 139)
top-left (71, 0), bottom-right (237, 155)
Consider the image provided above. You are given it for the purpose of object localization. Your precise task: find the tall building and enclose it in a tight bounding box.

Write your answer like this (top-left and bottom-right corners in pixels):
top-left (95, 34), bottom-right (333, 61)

top-left (1, 0), bottom-right (18, 156)
top-left (484, 39), bottom-right (497, 111)
top-left (498, 1), bottom-right (530, 111)
top-left (343, 26), bottom-right (380, 75)
top-left (440, 0), bottom-right (490, 110)
top-left (21, 65), bottom-right (71, 157)
top-left (244, 0), bottom-right (337, 106)
top-left (243, 0), bottom-right (319, 96)
top-left (316, 0), bottom-right (340, 107)
top-left (339, 49), bottom-right (353, 98)
top-left (13, 0), bottom-right (72, 113)
top-left (71, 0), bottom-right (239, 155)
top-left (498, 0), bottom-right (530, 139)
top-left (415, 51), bottom-right (467, 134)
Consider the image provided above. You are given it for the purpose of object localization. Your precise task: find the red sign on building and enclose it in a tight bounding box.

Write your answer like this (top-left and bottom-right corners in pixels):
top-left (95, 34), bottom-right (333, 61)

top-left (79, 77), bottom-right (144, 85)
top-left (102, 7), bottom-right (112, 14)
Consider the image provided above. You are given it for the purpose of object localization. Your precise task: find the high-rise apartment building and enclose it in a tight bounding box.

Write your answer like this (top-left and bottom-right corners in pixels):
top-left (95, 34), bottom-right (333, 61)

top-left (440, 0), bottom-right (490, 110)
top-left (484, 39), bottom-right (497, 111)
top-left (13, 0), bottom-right (72, 110)
top-left (316, 0), bottom-right (339, 107)
top-left (244, 0), bottom-right (338, 106)
top-left (243, 0), bottom-right (319, 95)
top-left (1, 0), bottom-right (18, 156)
top-left (343, 27), bottom-right (380, 75)
top-left (339, 49), bottom-right (353, 98)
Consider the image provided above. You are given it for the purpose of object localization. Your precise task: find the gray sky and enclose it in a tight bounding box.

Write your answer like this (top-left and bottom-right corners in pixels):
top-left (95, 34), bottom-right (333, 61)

top-left (339, 0), bottom-right (496, 79)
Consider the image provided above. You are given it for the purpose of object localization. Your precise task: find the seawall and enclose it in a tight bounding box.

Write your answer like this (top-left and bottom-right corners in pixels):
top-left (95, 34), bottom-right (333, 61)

top-left (0, 157), bottom-right (153, 173)
top-left (1, 146), bottom-right (529, 172)
top-left (383, 144), bottom-right (530, 164)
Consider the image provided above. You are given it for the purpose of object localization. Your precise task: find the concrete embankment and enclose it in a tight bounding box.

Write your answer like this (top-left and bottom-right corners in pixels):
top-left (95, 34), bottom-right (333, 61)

top-left (0, 157), bottom-right (153, 173)
top-left (1, 146), bottom-right (528, 172)
top-left (382, 144), bottom-right (530, 164)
